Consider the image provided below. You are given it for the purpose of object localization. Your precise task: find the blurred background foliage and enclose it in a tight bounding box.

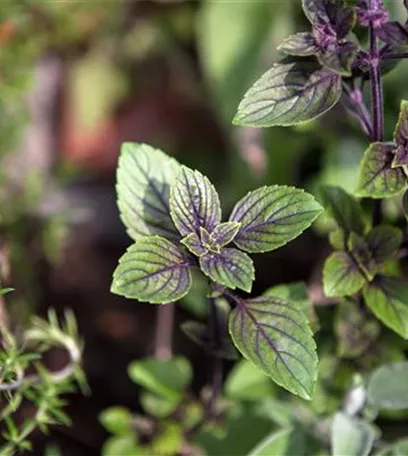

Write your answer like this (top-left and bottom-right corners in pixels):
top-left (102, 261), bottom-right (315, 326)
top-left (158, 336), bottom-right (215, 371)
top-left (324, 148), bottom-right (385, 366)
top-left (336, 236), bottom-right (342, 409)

top-left (1, 0), bottom-right (408, 454)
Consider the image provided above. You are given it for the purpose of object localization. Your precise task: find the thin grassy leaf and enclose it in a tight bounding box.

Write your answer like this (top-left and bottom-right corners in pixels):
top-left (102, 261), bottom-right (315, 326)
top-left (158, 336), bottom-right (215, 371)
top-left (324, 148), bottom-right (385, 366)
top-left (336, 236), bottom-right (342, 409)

top-left (363, 276), bottom-right (408, 339)
top-left (357, 143), bottom-right (407, 199)
top-left (233, 60), bottom-right (342, 127)
top-left (199, 248), bottom-right (254, 292)
top-left (230, 185), bottom-right (323, 253)
top-left (229, 296), bottom-right (318, 399)
top-left (111, 236), bottom-right (192, 304)
top-left (170, 166), bottom-right (221, 236)
top-left (117, 143), bottom-right (180, 241)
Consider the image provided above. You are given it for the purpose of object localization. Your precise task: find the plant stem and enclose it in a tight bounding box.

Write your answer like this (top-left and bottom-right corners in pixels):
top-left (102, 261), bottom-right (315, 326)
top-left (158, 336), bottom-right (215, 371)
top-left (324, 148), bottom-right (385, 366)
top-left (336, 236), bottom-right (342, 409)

top-left (383, 52), bottom-right (408, 60)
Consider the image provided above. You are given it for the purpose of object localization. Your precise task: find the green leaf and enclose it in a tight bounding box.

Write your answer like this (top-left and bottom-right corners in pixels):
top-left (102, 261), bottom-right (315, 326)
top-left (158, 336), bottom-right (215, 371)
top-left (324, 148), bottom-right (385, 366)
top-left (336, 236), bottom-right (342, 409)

top-left (367, 362), bottom-right (408, 410)
top-left (0, 288), bottom-right (14, 296)
top-left (199, 248), bottom-right (254, 292)
top-left (181, 232), bottom-right (207, 257)
top-left (323, 252), bottom-right (366, 298)
top-left (347, 233), bottom-right (377, 280)
top-left (263, 282), bottom-right (309, 311)
top-left (140, 392), bottom-right (178, 418)
top-left (394, 100), bottom-right (408, 149)
top-left (366, 226), bottom-right (403, 265)
top-left (331, 412), bottom-right (376, 456)
top-left (319, 185), bottom-right (368, 235)
top-left (233, 61), bottom-right (342, 127)
top-left (128, 356), bottom-right (192, 402)
top-left (277, 32), bottom-right (319, 56)
top-left (99, 407), bottom-right (132, 435)
top-left (170, 166), bottom-right (221, 237)
top-left (229, 296), bottom-right (318, 399)
top-left (116, 143), bottom-right (180, 241)
top-left (230, 185), bottom-right (322, 253)
top-left (357, 143), bottom-right (407, 199)
top-left (249, 428), bottom-right (306, 456)
top-left (225, 360), bottom-right (274, 401)
top-left (363, 276), bottom-right (408, 339)
top-left (211, 221), bottom-right (241, 247)
top-left (111, 237), bottom-right (192, 304)
top-left (102, 435), bottom-right (141, 456)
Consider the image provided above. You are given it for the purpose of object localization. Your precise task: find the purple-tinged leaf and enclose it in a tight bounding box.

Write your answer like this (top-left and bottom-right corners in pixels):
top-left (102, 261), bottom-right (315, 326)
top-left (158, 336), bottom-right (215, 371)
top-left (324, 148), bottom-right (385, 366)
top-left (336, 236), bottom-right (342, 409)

top-left (233, 61), bottom-right (342, 127)
top-left (181, 232), bottom-right (207, 257)
top-left (170, 166), bottom-right (221, 237)
top-left (277, 32), bottom-right (319, 56)
top-left (377, 22), bottom-right (408, 46)
top-left (211, 221), bottom-right (241, 247)
top-left (394, 100), bottom-right (408, 150)
top-left (317, 41), bottom-right (358, 76)
top-left (357, 142), bottom-right (407, 199)
top-left (366, 226), bottom-right (403, 265)
top-left (319, 185), bottom-right (368, 236)
top-left (302, 0), bottom-right (356, 38)
top-left (347, 233), bottom-right (377, 281)
top-left (229, 296), bottom-right (318, 399)
top-left (199, 226), bottom-right (214, 249)
top-left (363, 276), bottom-right (408, 339)
top-left (111, 236), bottom-right (192, 304)
top-left (117, 143), bottom-right (181, 242)
top-left (230, 185), bottom-right (323, 253)
top-left (199, 248), bottom-right (254, 292)
top-left (323, 252), bottom-right (366, 298)
top-left (392, 145), bottom-right (408, 168)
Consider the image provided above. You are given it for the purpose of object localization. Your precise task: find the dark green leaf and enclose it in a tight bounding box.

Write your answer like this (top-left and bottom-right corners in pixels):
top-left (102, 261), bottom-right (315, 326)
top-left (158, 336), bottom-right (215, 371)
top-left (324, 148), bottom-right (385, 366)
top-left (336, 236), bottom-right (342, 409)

top-left (170, 166), bottom-right (221, 237)
top-left (99, 407), bottom-right (132, 435)
top-left (331, 412), bottom-right (376, 456)
top-left (323, 252), bottom-right (366, 297)
top-left (357, 143), bottom-right (406, 199)
top-left (347, 233), bottom-right (377, 280)
top-left (403, 189), bottom-right (408, 219)
top-left (181, 232), bottom-right (207, 257)
top-left (211, 221), bottom-right (241, 247)
top-left (319, 185), bottom-right (368, 236)
top-left (249, 428), bottom-right (306, 456)
top-left (116, 143), bottom-right (180, 241)
top-left (233, 61), bottom-right (342, 127)
top-left (278, 32), bottom-right (319, 56)
top-left (199, 248), bottom-right (254, 292)
top-left (363, 276), bottom-right (408, 339)
top-left (317, 41), bottom-right (358, 76)
top-left (128, 356), bottom-right (192, 402)
top-left (111, 236), bottom-right (192, 304)
top-left (229, 296), bottom-right (318, 399)
top-left (366, 226), bottom-right (403, 264)
top-left (368, 362), bottom-right (408, 410)
top-left (230, 185), bottom-right (323, 253)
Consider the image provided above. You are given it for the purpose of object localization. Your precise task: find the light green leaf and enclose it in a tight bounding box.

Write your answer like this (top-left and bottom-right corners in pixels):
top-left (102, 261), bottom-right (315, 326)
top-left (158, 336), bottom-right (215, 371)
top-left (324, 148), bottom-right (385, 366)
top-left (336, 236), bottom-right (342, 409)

top-left (367, 362), bottom-right (408, 410)
top-left (331, 412), bottom-right (376, 456)
top-left (394, 100), bottom-right (408, 150)
top-left (249, 428), bottom-right (306, 456)
top-left (278, 32), bottom-right (319, 56)
top-left (140, 392), bottom-right (178, 418)
top-left (128, 356), bottom-right (192, 402)
top-left (170, 166), bottom-right (221, 236)
top-left (363, 276), bottom-right (408, 339)
top-left (357, 143), bottom-right (407, 199)
top-left (230, 185), bottom-right (323, 253)
top-left (233, 61), bottom-right (342, 127)
top-left (99, 407), bottom-right (133, 436)
top-left (181, 232), bottom-right (207, 257)
top-left (117, 143), bottom-right (180, 241)
top-left (211, 221), bottom-right (241, 247)
top-left (111, 236), bottom-right (192, 304)
top-left (366, 226), bottom-right (403, 264)
top-left (319, 185), bottom-right (368, 236)
top-left (229, 296), bottom-right (318, 400)
top-left (102, 435), bottom-right (141, 456)
top-left (323, 251), bottom-right (366, 298)
top-left (199, 247), bottom-right (254, 292)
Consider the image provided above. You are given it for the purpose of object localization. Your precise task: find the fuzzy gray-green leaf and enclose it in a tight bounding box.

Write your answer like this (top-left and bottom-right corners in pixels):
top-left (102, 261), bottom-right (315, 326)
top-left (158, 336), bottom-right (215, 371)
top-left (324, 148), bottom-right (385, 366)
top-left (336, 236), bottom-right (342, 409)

top-left (229, 296), bottom-right (318, 399)
top-left (230, 185), bottom-right (323, 253)
top-left (117, 143), bottom-right (180, 241)
top-left (233, 61), bottom-right (342, 127)
top-left (111, 236), bottom-right (192, 304)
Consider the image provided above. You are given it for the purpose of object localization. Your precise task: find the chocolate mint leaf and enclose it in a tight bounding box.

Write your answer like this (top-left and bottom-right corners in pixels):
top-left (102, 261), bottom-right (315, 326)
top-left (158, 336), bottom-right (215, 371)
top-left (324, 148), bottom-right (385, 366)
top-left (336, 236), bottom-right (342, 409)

top-left (357, 142), bottom-right (407, 199)
top-left (363, 276), bottom-right (408, 339)
top-left (394, 100), bottom-right (408, 151)
top-left (199, 248), bottom-right (254, 292)
top-left (277, 32), bottom-right (319, 56)
top-left (323, 252), bottom-right (366, 297)
top-left (181, 232), bottom-right (207, 257)
top-left (366, 225), bottom-right (403, 265)
top-left (111, 236), bottom-right (192, 304)
top-left (230, 185), bottom-right (323, 253)
top-left (117, 143), bottom-right (181, 242)
top-left (377, 22), bottom-right (408, 46)
top-left (211, 221), bottom-right (241, 247)
top-left (317, 41), bottom-right (358, 76)
top-left (319, 185), bottom-right (368, 236)
top-left (233, 61), bottom-right (342, 127)
top-left (229, 296), bottom-right (318, 399)
top-left (170, 166), bottom-right (221, 236)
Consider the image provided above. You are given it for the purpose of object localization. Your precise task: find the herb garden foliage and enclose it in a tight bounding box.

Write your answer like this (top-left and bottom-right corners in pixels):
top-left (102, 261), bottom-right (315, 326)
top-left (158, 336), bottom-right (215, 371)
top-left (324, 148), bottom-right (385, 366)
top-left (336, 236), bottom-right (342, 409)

top-left (112, 0), bottom-right (408, 410)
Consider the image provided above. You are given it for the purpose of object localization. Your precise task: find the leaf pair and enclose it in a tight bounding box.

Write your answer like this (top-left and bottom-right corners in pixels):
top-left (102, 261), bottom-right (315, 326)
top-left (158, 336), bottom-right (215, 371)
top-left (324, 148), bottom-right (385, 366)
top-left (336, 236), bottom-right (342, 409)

top-left (357, 101), bottom-right (408, 199)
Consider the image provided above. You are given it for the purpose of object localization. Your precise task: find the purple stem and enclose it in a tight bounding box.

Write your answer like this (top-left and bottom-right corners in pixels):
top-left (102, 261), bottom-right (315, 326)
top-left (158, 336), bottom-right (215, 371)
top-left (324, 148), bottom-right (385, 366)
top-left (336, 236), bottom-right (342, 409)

top-left (383, 52), bottom-right (408, 60)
